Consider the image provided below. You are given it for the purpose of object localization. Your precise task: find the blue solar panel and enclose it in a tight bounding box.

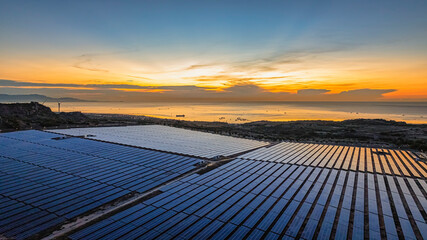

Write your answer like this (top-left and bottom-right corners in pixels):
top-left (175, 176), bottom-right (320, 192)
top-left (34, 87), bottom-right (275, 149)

top-left (286, 202), bottom-right (311, 237)
top-left (179, 217), bottom-right (211, 239)
top-left (69, 152), bottom-right (426, 239)
top-left (383, 215), bottom-right (399, 239)
top-left (355, 187), bottom-right (365, 212)
top-left (318, 221), bottom-right (334, 239)
top-left (211, 222), bottom-right (236, 240)
top-left (271, 200), bottom-right (299, 234)
top-left (400, 217), bottom-right (417, 240)
top-left (193, 219), bottom-right (223, 239)
top-left (4, 131), bottom-right (425, 239)
top-left (164, 215), bottom-right (200, 238)
top-left (0, 130), bottom-right (204, 239)
top-left (369, 212), bottom-right (381, 239)
top-left (229, 225), bottom-right (251, 240)
top-left (352, 210), bottom-right (365, 239)
top-left (300, 218), bottom-right (318, 239)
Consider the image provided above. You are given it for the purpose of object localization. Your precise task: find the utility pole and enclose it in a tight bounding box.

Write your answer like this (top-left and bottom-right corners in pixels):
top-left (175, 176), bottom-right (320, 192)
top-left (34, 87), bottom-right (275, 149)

top-left (58, 101), bottom-right (61, 113)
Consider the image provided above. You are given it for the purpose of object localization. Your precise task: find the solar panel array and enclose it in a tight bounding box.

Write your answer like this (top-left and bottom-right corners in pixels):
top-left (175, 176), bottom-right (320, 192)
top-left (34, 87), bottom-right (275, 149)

top-left (0, 130), bottom-right (203, 240)
top-left (70, 144), bottom-right (427, 240)
top-left (50, 125), bottom-right (268, 158)
top-left (240, 142), bottom-right (427, 178)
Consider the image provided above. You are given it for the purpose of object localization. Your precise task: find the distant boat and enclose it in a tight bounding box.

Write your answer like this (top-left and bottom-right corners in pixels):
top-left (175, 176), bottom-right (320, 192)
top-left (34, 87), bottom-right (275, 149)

top-left (176, 114), bottom-right (185, 117)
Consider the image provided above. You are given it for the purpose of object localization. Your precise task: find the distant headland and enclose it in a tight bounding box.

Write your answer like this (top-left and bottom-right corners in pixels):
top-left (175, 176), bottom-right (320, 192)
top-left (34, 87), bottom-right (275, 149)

top-left (0, 94), bottom-right (89, 103)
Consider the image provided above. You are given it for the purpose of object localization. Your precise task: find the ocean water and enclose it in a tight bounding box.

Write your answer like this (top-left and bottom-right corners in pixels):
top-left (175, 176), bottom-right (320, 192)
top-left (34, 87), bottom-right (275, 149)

top-left (43, 101), bottom-right (427, 124)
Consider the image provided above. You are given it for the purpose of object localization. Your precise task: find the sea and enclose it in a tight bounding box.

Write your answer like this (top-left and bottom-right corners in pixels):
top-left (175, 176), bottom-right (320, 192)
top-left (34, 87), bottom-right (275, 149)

top-left (40, 101), bottom-right (427, 124)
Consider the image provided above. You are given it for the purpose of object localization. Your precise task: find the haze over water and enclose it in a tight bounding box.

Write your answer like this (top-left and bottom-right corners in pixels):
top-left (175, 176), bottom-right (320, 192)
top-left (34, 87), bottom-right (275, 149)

top-left (44, 101), bottom-right (427, 124)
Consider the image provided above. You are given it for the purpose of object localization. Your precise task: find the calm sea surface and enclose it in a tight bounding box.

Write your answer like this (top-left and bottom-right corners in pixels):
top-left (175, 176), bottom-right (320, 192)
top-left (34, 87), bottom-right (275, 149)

top-left (44, 101), bottom-right (427, 124)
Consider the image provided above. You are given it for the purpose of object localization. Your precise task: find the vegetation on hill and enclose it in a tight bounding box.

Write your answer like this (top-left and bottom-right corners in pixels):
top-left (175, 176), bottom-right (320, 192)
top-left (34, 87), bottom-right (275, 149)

top-left (145, 118), bottom-right (427, 151)
top-left (0, 102), bottom-right (96, 130)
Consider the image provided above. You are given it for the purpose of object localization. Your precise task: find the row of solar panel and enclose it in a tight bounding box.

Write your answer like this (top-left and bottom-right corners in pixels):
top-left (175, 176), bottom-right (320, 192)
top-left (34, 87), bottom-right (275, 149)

top-left (240, 142), bottom-right (427, 178)
top-left (0, 196), bottom-right (66, 240)
top-left (0, 157), bottom-right (131, 240)
top-left (70, 159), bottom-right (427, 240)
top-left (50, 125), bottom-right (269, 158)
top-left (0, 130), bottom-right (203, 240)
top-left (0, 132), bottom-right (203, 192)
top-left (1, 130), bottom-right (203, 173)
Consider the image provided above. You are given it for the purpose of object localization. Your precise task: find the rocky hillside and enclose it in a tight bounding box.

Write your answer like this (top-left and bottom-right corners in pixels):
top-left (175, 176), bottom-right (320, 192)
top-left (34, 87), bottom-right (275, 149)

top-left (0, 102), bottom-right (94, 131)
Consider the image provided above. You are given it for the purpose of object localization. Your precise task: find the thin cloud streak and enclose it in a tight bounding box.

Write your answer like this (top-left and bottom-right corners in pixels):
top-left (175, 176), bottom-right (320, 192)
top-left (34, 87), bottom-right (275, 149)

top-left (0, 79), bottom-right (397, 102)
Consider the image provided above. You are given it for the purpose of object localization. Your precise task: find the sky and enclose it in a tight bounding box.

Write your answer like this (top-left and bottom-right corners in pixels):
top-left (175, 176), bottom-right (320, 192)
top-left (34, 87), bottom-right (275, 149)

top-left (0, 0), bottom-right (426, 102)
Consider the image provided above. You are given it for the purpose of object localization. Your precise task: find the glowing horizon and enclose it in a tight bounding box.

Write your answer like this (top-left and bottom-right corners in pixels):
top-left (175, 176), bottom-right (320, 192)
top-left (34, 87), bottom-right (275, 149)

top-left (1, 0), bottom-right (426, 102)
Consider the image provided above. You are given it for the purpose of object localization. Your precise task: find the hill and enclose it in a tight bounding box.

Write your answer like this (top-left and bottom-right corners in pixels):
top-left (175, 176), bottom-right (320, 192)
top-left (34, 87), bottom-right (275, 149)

top-left (0, 102), bottom-right (95, 130)
top-left (0, 94), bottom-right (87, 102)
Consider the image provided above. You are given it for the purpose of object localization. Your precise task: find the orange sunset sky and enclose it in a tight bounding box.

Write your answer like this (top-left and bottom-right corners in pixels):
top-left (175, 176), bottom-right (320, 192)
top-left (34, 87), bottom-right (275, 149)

top-left (1, 0), bottom-right (426, 102)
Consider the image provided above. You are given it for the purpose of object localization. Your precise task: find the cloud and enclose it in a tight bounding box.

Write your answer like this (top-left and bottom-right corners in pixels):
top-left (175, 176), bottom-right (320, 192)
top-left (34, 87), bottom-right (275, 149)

top-left (184, 64), bottom-right (217, 70)
top-left (0, 79), bottom-right (79, 87)
top-left (228, 46), bottom-right (351, 71)
top-left (71, 50), bottom-right (153, 80)
top-left (0, 79), bottom-right (154, 90)
top-left (223, 84), bottom-right (265, 94)
top-left (333, 89), bottom-right (396, 100)
top-left (64, 45), bottom-right (358, 90)
top-left (73, 56), bottom-right (110, 73)
top-left (191, 75), bottom-right (290, 87)
top-left (72, 51), bottom-right (138, 73)
top-left (0, 79), bottom-right (397, 102)
top-left (297, 89), bottom-right (330, 95)
top-left (167, 46), bottom-right (356, 88)
top-left (337, 88), bottom-right (396, 96)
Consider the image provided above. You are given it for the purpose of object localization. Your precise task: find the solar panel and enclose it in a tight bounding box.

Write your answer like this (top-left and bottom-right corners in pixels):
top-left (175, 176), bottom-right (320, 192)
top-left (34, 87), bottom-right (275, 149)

top-left (3, 129), bottom-right (426, 239)
top-left (241, 142), bottom-right (426, 178)
top-left (70, 149), bottom-right (426, 240)
top-left (49, 125), bottom-right (269, 158)
top-left (0, 130), bottom-right (204, 239)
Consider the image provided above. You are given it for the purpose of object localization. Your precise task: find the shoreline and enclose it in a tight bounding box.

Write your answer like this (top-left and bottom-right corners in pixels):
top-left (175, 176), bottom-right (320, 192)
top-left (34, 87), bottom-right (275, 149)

top-left (39, 101), bottom-right (427, 124)
top-left (1, 102), bottom-right (426, 151)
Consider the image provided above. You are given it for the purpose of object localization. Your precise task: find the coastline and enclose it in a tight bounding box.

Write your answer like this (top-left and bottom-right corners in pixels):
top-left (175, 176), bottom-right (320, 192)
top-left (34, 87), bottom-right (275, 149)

top-left (1, 102), bottom-right (426, 151)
